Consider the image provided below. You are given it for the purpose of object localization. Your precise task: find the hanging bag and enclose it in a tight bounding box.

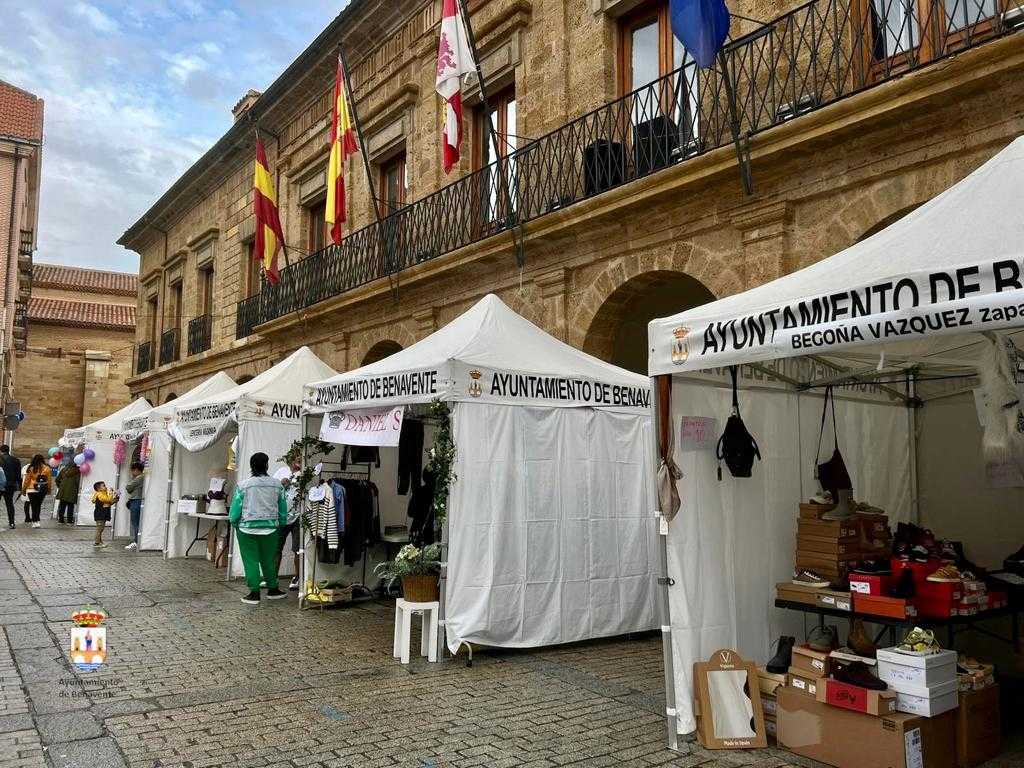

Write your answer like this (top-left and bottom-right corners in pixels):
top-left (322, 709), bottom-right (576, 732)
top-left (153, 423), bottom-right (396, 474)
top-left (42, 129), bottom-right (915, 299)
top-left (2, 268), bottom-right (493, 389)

top-left (716, 366), bottom-right (761, 480)
top-left (815, 386), bottom-right (852, 498)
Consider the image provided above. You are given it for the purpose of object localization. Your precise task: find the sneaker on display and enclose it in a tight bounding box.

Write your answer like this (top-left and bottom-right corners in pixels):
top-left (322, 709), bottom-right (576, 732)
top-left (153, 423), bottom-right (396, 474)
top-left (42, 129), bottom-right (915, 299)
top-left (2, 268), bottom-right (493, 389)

top-left (288, 578), bottom-right (299, 591)
top-left (833, 660), bottom-right (887, 690)
top-left (266, 589), bottom-right (286, 600)
top-left (897, 627), bottom-right (940, 655)
top-left (793, 569), bottom-right (830, 588)
top-left (926, 564), bottom-right (962, 582)
top-left (241, 591), bottom-right (260, 605)
top-left (807, 625), bottom-right (838, 652)
top-left (766, 636), bottom-right (795, 674)
top-left (852, 560), bottom-right (891, 575)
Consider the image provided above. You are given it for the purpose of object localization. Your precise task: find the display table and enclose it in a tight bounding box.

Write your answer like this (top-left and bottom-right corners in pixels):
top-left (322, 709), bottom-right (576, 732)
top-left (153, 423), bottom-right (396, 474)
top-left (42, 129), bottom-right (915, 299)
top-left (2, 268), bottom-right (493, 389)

top-left (775, 598), bottom-right (1021, 652)
top-left (184, 512), bottom-right (232, 579)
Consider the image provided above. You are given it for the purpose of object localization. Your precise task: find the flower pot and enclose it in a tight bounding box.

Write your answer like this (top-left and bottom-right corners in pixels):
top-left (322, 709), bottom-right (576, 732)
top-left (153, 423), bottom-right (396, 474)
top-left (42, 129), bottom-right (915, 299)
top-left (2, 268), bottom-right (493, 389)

top-left (402, 574), bottom-right (439, 603)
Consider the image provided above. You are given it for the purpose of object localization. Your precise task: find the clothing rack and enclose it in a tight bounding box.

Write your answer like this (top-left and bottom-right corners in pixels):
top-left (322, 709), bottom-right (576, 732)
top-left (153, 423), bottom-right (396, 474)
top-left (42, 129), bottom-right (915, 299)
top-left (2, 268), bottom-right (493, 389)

top-left (319, 459), bottom-right (376, 599)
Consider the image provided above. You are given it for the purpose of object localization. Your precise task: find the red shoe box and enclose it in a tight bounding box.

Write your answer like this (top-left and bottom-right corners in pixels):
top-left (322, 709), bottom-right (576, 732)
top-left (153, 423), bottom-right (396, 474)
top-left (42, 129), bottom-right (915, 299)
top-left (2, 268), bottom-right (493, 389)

top-left (956, 601), bottom-right (980, 616)
top-left (854, 593), bottom-right (918, 619)
top-left (816, 678), bottom-right (898, 716)
top-left (916, 597), bottom-right (958, 618)
top-left (988, 591), bottom-right (1009, 609)
top-left (891, 558), bottom-right (943, 588)
top-left (849, 572), bottom-right (892, 596)
top-left (918, 580), bottom-right (962, 602)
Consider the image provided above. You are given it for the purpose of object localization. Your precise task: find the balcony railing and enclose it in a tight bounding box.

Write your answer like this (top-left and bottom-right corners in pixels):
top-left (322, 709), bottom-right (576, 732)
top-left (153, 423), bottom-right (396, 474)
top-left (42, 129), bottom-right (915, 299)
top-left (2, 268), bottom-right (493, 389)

top-left (159, 328), bottom-right (180, 366)
top-left (136, 342), bottom-right (153, 375)
top-left (18, 229), bottom-right (32, 257)
top-left (237, 0), bottom-right (1023, 337)
top-left (187, 314), bottom-right (213, 356)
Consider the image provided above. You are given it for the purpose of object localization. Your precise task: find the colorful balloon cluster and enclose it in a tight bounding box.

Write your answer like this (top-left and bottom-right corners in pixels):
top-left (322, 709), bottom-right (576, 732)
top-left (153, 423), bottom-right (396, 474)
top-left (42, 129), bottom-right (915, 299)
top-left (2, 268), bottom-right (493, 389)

top-left (47, 446), bottom-right (63, 469)
top-left (71, 447), bottom-right (95, 476)
top-left (113, 438), bottom-right (127, 466)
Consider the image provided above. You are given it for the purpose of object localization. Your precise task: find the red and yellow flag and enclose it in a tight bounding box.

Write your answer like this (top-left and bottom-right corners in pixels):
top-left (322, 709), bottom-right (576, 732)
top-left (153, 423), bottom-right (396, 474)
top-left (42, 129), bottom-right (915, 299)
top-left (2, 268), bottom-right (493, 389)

top-left (326, 54), bottom-right (358, 246)
top-left (253, 138), bottom-right (286, 284)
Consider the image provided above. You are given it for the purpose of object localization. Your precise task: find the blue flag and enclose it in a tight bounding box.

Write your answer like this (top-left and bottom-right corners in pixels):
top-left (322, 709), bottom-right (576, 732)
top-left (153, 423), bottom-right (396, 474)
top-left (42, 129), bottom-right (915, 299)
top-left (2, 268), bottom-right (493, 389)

top-left (670, 0), bottom-right (731, 70)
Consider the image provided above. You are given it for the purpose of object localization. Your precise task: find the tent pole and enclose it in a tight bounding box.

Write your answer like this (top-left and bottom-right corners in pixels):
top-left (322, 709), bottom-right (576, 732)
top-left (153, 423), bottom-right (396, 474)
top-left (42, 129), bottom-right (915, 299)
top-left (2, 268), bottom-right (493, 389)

top-left (907, 372), bottom-right (921, 525)
top-left (163, 438), bottom-right (176, 560)
top-left (299, 413), bottom-right (309, 610)
top-left (652, 375), bottom-right (680, 751)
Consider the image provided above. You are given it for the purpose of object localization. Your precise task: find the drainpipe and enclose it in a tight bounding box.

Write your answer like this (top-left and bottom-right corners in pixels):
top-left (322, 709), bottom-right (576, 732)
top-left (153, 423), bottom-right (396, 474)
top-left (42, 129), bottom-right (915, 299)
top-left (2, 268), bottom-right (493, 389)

top-left (4, 147), bottom-right (23, 417)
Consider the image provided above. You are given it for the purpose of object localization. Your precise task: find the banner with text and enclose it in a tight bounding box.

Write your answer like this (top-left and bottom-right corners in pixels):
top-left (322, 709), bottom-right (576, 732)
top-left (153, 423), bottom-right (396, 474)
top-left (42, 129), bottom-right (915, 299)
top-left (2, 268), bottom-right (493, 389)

top-left (319, 405), bottom-right (405, 447)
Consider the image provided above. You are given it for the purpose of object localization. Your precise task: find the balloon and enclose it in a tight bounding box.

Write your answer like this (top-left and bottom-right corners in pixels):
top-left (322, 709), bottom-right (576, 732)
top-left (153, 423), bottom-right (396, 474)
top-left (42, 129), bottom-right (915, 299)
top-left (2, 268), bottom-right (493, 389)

top-left (48, 458), bottom-right (59, 469)
top-left (79, 462), bottom-right (91, 477)
top-left (83, 448), bottom-right (95, 461)
top-left (54, 452), bottom-right (63, 461)
top-left (16, 411), bottom-right (24, 421)
top-left (48, 447), bottom-right (57, 457)
top-left (74, 454), bottom-right (85, 466)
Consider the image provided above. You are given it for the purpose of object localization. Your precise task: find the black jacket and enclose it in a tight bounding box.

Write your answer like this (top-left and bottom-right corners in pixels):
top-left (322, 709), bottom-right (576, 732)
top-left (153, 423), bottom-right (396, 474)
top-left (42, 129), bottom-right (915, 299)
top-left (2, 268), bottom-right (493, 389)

top-left (0, 455), bottom-right (21, 491)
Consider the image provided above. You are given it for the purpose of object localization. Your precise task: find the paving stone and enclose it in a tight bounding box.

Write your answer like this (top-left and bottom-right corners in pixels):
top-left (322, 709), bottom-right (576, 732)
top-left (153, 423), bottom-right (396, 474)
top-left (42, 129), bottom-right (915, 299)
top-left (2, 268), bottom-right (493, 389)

top-left (47, 736), bottom-right (128, 768)
top-left (24, 680), bottom-right (91, 714)
top-left (36, 711), bottom-right (104, 744)
top-left (0, 712), bottom-right (35, 732)
top-left (4, 623), bottom-right (54, 651)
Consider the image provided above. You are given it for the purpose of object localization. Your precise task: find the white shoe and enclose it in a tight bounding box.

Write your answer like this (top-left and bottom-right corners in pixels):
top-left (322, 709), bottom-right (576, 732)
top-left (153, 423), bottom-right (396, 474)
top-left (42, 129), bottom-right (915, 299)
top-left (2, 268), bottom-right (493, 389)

top-left (259, 581), bottom-right (267, 588)
top-left (124, 542), bottom-right (137, 551)
top-left (31, 522), bottom-right (41, 529)
top-left (288, 577), bottom-right (299, 591)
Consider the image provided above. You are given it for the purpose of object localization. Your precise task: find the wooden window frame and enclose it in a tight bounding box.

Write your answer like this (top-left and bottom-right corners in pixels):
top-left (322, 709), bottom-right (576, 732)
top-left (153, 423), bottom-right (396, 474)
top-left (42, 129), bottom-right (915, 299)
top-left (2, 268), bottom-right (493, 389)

top-left (146, 296), bottom-right (159, 347)
top-left (378, 151), bottom-right (408, 216)
top-left (169, 280), bottom-right (183, 332)
top-left (198, 264), bottom-right (215, 318)
top-left (244, 241), bottom-right (263, 299)
top-left (306, 198), bottom-right (328, 253)
top-left (473, 87), bottom-right (517, 234)
top-left (617, 1), bottom-right (676, 97)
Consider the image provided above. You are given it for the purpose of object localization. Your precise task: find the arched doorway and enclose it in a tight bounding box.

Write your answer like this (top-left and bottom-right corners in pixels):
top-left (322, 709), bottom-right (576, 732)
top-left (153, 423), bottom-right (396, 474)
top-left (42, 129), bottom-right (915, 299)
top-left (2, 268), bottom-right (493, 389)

top-left (236, 375), bottom-right (254, 385)
top-left (362, 340), bottom-right (402, 366)
top-left (583, 271), bottom-right (715, 374)
top-left (856, 204), bottom-right (921, 243)
top-left (164, 392), bottom-right (177, 404)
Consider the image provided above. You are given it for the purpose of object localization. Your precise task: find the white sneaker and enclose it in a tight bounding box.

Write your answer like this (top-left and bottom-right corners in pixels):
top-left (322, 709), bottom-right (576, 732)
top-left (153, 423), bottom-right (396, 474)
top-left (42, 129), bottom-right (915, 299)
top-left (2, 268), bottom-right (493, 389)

top-left (288, 577), bottom-right (299, 591)
top-left (124, 542), bottom-right (137, 551)
top-left (259, 581), bottom-right (267, 588)
top-left (31, 522), bottom-right (41, 529)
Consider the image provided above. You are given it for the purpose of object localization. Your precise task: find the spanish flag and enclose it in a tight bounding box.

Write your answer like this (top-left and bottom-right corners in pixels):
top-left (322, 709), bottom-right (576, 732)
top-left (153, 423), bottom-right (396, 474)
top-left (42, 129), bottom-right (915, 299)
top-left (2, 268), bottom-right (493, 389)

top-left (253, 138), bottom-right (285, 284)
top-left (326, 54), bottom-right (358, 246)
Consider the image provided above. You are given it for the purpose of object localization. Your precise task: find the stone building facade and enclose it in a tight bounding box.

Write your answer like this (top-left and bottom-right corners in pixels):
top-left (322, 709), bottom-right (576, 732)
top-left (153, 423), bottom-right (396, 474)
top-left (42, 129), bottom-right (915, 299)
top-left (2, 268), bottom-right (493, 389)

top-left (120, 0), bottom-right (1024, 403)
top-left (12, 265), bottom-right (137, 458)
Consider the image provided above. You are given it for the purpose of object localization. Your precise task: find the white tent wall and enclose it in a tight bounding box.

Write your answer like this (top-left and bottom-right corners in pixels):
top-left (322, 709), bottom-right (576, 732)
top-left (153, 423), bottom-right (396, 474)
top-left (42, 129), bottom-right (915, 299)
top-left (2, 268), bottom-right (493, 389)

top-left (445, 402), bottom-right (658, 653)
top-left (139, 429), bottom-right (173, 550)
top-left (74, 436), bottom-right (124, 527)
top-left (664, 377), bottom-right (911, 736)
top-left (165, 432), bottom-right (233, 560)
top-left (112, 457), bottom-right (133, 538)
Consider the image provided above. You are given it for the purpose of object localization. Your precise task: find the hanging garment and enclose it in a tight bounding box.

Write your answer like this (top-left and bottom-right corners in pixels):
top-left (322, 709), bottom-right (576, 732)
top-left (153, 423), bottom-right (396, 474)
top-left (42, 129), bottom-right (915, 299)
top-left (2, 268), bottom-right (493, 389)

top-left (397, 419), bottom-right (424, 495)
top-left (815, 385), bottom-right (852, 498)
top-left (341, 446), bottom-right (380, 469)
top-left (408, 469), bottom-right (437, 546)
top-left (340, 480), bottom-right (380, 566)
top-left (328, 479), bottom-right (346, 535)
top-left (304, 485), bottom-right (338, 563)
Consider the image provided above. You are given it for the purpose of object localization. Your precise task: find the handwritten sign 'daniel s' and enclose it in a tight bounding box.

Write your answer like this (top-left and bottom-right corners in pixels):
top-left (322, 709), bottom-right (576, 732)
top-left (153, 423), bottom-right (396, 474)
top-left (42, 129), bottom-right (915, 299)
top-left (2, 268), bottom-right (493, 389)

top-left (680, 416), bottom-right (717, 451)
top-left (320, 405), bottom-right (405, 447)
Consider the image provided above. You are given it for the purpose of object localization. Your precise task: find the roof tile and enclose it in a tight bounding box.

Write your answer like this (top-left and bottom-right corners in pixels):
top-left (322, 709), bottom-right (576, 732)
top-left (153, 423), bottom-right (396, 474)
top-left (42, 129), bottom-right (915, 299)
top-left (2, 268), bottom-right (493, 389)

top-left (28, 298), bottom-right (136, 330)
top-left (0, 80), bottom-right (43, 143)
top-left (33, 263), bottom-right (138, 296)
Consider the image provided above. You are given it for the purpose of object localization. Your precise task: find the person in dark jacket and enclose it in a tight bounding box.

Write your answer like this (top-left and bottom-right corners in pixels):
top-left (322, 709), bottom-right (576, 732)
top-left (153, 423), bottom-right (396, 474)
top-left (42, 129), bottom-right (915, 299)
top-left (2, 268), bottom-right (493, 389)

top-left (0, 445), bottom-right (21, 529)
top-left (55, 462), bottom-right (81, 525)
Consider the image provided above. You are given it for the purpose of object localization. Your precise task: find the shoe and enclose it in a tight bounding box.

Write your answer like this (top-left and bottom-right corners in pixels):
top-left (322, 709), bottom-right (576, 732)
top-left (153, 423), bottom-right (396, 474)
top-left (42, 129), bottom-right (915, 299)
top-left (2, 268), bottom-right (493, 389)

top-left (807, 625), bottom-right (838, 652)
top-left (31, 522), bottom-right (40, 529)
top-left (853, 560), bottom-right (891, 575)
top-left (897, 627), bottom-right (940, 655)
top-left (833, 661), bottom-right (887, 690)
top-left (266, 588), bottom-right (286, 600)
top-left (846, 619), bottom-right (877, 658)
top-left (927, 564), bottom-right (962, 583)
top-left (288, 577), bottom-right (299, 591)
top-left (821, 490), bottom-right (854, 521)
top-left (259, 580), bottom-right (267, 588)
top-left (891, 568), bottom-right (916, 599)
top-left (7, 524), bottom-right (13, 529)
top-left (938, 540), bottom-right (958, 562)
top-left (241, 591), bottom-right (260, 605)
top-left (766, 636), bottom-right (795, 674)
top-left (909, 545), bottom-right (930, 563)
top-left (124, 542), bottom-right (137, 551)
top-left (793, 569), bottom-right (830, 588)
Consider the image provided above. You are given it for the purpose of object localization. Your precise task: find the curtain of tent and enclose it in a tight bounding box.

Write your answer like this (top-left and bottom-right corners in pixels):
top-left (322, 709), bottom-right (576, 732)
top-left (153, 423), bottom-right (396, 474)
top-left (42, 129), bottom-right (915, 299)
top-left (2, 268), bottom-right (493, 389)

top-left (139, 429), bottom-right (173, 550)
top-left (74, 436), bottom-right (122, 527)
top-left (445, 402), bottom-right (658, 653)
top-left (665, 379), bottom-right (911, 735)
top-left (165, 432), bottom-right (233, 559)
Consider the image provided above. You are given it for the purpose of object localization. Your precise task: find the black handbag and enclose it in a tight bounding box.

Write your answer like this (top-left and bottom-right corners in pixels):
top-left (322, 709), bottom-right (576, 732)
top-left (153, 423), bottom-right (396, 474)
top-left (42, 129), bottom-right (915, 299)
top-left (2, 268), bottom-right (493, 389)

top-left (815, 386), bottom-right (852, 498)
top-left (717, 366), bottom-right (761, 479)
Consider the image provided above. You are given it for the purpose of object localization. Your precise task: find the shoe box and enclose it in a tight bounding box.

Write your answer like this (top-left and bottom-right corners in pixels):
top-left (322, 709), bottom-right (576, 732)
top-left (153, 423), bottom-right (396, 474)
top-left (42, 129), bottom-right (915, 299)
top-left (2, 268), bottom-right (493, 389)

top-left (852, 593), bottom-right (917, 619)
top-left (815, 678), bottom-right (898, 716)
top-left (876, 647), bottom-right (959, 717)
top-left (757, 668), bottom-right (783, 746)
top-left (777, 686), bottom-right (957, 768)
top-left (776, 581), bottom-right (825, 606)
top-left (957, 684), bottom-right (1001, 768)
top-left (849, 572), bottom-right (891, 596)
top-left (792, 645), bottom-right (832, 677)
top-left (756, 667), bottom-right (787, 697)
top-left (917, 579), bottom-right (964, 618)
top-left (958, 663), bottom-right (995, 692)
top-left (787, 669), bottom-right (822, 696)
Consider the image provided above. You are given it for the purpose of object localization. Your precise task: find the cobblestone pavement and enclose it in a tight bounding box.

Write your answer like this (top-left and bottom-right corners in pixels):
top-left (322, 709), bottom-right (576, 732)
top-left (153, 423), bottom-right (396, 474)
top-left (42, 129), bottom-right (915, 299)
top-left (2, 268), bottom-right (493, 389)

top-left (0, 522), bottom-right (1011, 768)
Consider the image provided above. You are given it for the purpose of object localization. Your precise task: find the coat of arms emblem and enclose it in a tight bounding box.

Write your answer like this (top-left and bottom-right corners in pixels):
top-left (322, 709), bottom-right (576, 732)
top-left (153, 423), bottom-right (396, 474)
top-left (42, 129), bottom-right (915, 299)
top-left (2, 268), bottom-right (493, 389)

top-left (70, 608), bottom-right (107, 671)
top-left (468, 369), bottom-right (483, 397)
top-left (671, 326), bottom-right (691, 365)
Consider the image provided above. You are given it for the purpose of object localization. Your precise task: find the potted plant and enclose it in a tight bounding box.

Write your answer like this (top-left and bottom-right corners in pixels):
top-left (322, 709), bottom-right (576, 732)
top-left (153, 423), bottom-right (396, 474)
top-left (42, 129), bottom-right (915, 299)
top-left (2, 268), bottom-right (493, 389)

top-left (374, 543), bottom-right (441, 602)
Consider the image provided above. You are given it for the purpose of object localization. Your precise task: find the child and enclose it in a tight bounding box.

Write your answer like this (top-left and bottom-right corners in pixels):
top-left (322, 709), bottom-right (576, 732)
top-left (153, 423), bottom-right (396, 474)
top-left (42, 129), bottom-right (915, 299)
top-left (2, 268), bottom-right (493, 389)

top-left (91, 481), bottom-right (117, 548)
top-left (124, 462), bottom-right (145, 551)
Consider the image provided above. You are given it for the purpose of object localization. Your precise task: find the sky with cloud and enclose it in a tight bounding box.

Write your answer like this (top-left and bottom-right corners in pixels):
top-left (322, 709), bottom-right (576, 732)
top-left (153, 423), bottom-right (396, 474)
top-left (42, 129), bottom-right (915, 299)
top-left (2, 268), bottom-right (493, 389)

top-left (0, 0), bottom-right (345, 273)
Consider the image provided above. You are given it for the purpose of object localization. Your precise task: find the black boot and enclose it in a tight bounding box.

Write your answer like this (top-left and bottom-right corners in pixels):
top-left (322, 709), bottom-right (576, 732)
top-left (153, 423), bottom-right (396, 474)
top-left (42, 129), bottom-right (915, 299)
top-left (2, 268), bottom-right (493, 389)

top-left (766, 636), bottom-right (795, 674)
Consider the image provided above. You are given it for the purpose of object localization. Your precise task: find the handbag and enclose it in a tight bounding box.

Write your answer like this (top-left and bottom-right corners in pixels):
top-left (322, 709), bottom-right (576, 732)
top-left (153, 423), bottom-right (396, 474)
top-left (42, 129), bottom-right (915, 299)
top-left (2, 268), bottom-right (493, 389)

top-left (716, 366), bottom-right (761, 479)
top-left (815, 386), bottom-right (852, 498)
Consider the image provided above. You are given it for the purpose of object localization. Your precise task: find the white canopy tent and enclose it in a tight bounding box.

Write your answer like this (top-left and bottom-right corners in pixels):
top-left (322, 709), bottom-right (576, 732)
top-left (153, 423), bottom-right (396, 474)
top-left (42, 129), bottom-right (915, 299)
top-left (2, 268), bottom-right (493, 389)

top-left (120, 372), bottom-right (237, 549)
top-left (647, 136), bottom-right (1024, 744)
top-left (305, 294), bottom-right (658, 656)
top-left (60, 398), bottom-right (151, 527)
top-left (166, 347), bottom-right (335, 578)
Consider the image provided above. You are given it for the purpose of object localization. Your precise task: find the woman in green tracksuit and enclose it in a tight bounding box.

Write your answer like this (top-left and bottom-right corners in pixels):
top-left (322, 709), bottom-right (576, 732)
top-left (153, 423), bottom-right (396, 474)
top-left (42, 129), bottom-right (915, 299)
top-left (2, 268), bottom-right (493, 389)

top-left (229, 452), bottom-right (288, 605)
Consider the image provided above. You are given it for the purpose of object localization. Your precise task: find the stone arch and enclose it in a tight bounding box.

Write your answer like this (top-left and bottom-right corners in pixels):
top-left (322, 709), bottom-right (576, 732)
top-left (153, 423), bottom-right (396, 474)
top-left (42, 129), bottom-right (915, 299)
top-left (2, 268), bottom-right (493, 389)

top-left (351, 320), bottom-right (417, 369)
top-left (236, 375), bottom-right (254, 385)
top-left (361, 340), bottom-right (403, 366)
top-left (163, 392), bottom-right (177, 404)
top-left (581, 270), bottom-right (716, 374)
top-left (855, 203), bottom-right (922, 243)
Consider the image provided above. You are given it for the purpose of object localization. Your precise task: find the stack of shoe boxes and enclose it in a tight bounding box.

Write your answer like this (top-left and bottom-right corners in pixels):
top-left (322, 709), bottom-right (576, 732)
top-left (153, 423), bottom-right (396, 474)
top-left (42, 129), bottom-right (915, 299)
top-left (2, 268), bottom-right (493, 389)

top-left (876, 646), bottom-right (959, 717)
top-left (786, 645), bottom-right (830, 699)
top-left (796, 504), bottom-right (861, 586)
top-left (757, 668), bottom-right (786, 744)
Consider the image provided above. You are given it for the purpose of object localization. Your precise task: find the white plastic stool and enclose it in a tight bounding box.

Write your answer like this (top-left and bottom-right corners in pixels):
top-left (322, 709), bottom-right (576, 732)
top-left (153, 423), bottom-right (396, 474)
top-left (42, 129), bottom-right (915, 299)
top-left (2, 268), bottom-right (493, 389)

top-left (393, 598), bottom-right (439, 664)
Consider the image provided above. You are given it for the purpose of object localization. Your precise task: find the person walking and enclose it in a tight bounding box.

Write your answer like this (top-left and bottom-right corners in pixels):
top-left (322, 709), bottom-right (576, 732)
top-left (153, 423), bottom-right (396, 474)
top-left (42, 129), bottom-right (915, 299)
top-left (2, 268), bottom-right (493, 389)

top-left (124, 462), bottom-right (145, 551)
top-left (55, 461), bottom-right (81, 525)
top-left (229, 452), bottom-right (288, 606)
top-left (22, 455), bottom-right (53, 529)
top-left (0, 446), bottom-right (21, 529)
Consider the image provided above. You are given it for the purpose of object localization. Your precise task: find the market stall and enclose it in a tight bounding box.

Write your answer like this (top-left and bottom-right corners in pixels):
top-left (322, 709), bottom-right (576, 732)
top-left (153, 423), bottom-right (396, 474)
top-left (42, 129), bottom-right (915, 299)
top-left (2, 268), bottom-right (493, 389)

top-left (647, 136), bottom-right (1024, 751)
top-left (120, 372), bottom-right (237, 549)
top-left (60, 398), bottom-right (152, 527)
top-left (166, 347), bottom-right (335, 578)
top-left (304, 294), bottom-right (658, 656)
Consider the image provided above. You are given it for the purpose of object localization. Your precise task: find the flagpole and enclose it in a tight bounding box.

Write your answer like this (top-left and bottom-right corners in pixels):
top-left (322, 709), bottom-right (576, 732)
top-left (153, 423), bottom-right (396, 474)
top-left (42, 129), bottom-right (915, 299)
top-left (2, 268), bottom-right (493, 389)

top-left (454, 0), bottom-right (524, 268)
top-left (716, 49), bottom-right (753, 196)
top-left (338, 45), bottom-right (383, 226)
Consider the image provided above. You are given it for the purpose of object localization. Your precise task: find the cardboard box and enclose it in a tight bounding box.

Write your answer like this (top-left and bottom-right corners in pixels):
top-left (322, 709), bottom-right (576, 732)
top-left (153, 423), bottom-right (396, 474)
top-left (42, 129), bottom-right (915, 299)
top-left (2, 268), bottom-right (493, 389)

top-left (176, 498), bottom-right (206, 515)
top-left (891, 678), bottom-right (959, 717)
top-left (787, 670), bottom-right (820, 696)
top-left (757, 668), bottom-right (787, 696)
top-left (776, 582), bottom-right (824, 606)
top-left (777, 687), bottom-right (957, 768)
top-left (957, 685), bottom-right (1001, 767)
top-left (760, 694), bottom-right (778, 717)
top-left (797, 535), bottom-right (859, 556)
top-left (876, 647), bottom-right (958, 687)
top-left (798, 518), bottom-right (859, 540)
top-left (792, 645), bottom-right (831, 676)
top-left (794, 554), bottom-right (852, 580)
top-left (916, 597), bottom-right (958, 618)
top-left (854, 593), bottom-right (918, 619)
top-left (814, 589), bottom-right (852, 612)
top-left (817, 679), bottom-right (898, 716)
top-left (849, 572), bottom-right (891, 596)
top-left (799, 502), bottom-right (835, 519)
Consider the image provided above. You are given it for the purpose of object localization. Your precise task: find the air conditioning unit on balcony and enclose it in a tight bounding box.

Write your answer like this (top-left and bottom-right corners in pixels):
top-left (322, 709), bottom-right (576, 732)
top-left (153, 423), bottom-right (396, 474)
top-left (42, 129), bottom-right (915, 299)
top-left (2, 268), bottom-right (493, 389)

top-left (776, 94), bottom-right (819, 123)
top-left (1004, 3), bottom-right (1024, 29)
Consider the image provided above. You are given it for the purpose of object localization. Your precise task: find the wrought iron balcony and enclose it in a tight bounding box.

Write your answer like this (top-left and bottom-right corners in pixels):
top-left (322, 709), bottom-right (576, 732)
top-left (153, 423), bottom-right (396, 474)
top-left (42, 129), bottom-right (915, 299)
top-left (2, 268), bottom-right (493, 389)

top-left (236, 0), bottom-right (1023, 337)
top-left (159, 328), bottom-right (180, 366)
top-left (18, 229), bottom-right (32, 257)
top-left (136, 341), bottom-right (153, 375)
top-left (187, 314), bottom-right (213, 356)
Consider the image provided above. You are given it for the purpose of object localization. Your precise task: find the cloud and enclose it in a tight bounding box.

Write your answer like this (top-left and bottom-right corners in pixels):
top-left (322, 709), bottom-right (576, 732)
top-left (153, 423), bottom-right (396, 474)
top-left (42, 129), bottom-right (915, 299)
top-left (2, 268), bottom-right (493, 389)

top-left (0, 0), bottom-right (345, 272)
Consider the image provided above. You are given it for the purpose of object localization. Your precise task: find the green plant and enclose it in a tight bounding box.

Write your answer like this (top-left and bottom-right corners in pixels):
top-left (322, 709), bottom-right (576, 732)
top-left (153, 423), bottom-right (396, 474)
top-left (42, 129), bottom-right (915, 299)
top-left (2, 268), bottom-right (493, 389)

top-left (279, 436), bottom-right (334, 517)
top-left (373, 543), bottom-right (441, 588)
top-left (425, 399), bottom-right (456, 522)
